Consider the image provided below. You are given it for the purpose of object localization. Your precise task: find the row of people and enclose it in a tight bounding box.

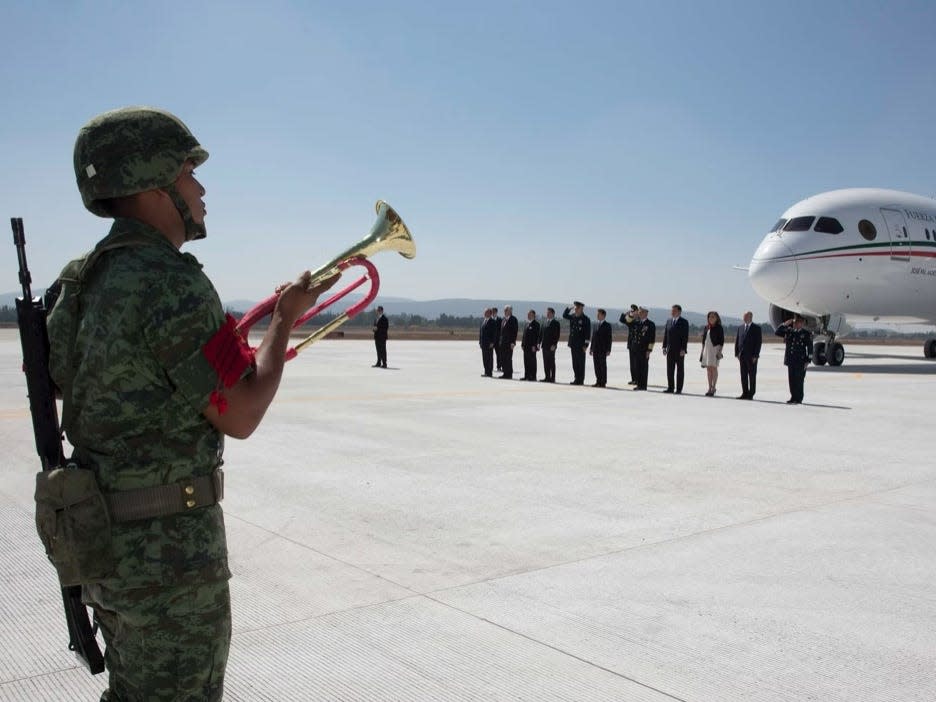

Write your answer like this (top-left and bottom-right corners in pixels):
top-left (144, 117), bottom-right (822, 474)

top-left (479, 303), bottom-right (814, 402)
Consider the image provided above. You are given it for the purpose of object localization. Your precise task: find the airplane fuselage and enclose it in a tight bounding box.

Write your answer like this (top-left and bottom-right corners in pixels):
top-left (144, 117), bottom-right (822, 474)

top-left (749, 188), bottom-right (936, 324)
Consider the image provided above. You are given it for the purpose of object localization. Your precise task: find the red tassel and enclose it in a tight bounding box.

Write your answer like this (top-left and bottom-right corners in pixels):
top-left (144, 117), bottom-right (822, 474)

top-left (203, 314), bottom-right (255, 388)
top-left (209, 390), bottom-right (229, 415)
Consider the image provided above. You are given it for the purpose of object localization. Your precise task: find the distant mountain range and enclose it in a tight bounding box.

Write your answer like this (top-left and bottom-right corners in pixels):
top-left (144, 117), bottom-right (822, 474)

top-left (225, 296), bottom-right (741, 326)
top-left (3, 290), bottom-right (736, 326)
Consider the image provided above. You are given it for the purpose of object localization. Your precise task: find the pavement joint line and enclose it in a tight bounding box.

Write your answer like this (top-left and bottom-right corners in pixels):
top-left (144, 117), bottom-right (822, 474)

top-left (422, 594), bottom-right (691, 702)
top-left (420, 475), bottom-right (936, 598)
top-left (0, 664), bottom-right (83, 688)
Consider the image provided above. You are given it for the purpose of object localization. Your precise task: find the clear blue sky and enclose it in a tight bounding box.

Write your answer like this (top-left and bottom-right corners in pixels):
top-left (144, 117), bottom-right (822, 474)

top-left (3, 0), bottom-right (935, 319)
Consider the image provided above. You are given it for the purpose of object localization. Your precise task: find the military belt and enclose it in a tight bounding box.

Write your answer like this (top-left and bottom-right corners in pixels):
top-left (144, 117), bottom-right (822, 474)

top-left (105, 469), bottom-right (224, 523)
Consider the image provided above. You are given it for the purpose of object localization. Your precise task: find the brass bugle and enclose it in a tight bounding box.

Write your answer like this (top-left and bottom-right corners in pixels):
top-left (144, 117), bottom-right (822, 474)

top-left (236, 200), bottom-right (415, 359)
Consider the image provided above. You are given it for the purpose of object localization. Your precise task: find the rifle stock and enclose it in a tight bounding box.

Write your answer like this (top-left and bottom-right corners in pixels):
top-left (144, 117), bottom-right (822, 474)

top-left (11, 217), bottom-right (105, 675)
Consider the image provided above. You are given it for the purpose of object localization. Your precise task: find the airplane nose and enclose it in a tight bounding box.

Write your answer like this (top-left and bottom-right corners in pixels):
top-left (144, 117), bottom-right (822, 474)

top-left (749, 237), bottom-right (797, 301)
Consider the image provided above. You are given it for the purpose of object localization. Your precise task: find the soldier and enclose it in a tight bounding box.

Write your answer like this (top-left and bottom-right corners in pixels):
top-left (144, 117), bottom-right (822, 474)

top-left (776, 315), bottom-right (813, 404)
top-left (590, 308), bottom-right (612, 387)
top-left (631, 307), bottom-right (656, 390)
top-left (46, 107), bottom-right (337, 701)
top-left (620, 304), bottom-right (639, 385)
top-left (562, 301), bottom-right (591, 385)
top-left (540, 307), bottom-right (561, 382)
top-left (520, 309), bottom-right (541, 381)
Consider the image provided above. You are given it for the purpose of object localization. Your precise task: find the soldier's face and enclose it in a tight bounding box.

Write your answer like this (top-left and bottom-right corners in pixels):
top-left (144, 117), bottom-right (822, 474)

top-left (175, 161), bottom-right (206, 225)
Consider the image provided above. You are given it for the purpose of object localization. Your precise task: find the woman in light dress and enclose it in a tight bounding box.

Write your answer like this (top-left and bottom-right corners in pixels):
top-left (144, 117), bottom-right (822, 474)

top-left (700, 311), bottom-right (725, 396)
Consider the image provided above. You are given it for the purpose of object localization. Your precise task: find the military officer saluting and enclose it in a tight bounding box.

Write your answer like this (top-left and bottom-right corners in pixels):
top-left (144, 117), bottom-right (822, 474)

top-left (563, 301), bottom-right (591, 385)
top-left (776, 314), bottom-right (813, 404)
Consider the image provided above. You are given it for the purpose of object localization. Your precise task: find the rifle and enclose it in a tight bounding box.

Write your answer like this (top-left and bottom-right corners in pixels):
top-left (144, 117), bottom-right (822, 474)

top-left (11, 217), bottom-right (105, 674)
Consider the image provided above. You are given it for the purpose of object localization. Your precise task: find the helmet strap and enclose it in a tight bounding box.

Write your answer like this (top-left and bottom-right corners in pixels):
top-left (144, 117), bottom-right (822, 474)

top-left (163, 183), bottom-right (206, 241)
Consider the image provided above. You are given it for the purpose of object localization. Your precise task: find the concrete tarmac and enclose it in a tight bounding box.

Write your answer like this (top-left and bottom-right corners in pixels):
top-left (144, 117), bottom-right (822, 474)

top-left (1, 329), bottom-right (934, 701)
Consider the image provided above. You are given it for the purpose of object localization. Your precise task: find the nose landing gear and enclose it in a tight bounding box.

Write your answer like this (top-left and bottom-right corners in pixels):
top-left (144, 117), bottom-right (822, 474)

top-left (813, 334), bottom-right (845, 367)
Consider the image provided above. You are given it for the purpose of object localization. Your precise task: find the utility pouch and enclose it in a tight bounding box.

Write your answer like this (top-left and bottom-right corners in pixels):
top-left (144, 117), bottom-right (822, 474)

top-left (35, 465), bottom-right (114, 586)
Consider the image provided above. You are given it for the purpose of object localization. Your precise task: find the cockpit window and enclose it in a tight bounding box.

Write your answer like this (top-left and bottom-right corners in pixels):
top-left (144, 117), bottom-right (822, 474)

top-left (814, 217), bottom-right (844, 234)
top-left (783, 216), bottom-right (815, 232)
top-left (770, 218), bottom-right (787, 233)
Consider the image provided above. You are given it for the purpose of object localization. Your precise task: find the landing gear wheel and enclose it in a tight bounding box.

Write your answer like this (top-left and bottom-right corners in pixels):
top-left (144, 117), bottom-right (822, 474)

top-left (828, 342), bottom-right (845, 366)
top-left (813, 341), bottom-right (827, 366)
top-left (925, 339), bottom-right (936, 359)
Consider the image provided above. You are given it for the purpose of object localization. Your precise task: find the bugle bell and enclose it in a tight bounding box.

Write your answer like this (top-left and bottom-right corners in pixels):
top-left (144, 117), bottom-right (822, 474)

top-left (236, 200), bottom-right (415, 359)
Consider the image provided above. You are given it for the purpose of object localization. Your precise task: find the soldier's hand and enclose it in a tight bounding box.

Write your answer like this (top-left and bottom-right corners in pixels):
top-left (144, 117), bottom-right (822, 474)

top-left (589, 349), bottom-right (593, 356)
top-left (679, 350), bottom-right (686, 357)
top-left (551, 345), bottom-right (556, 352)
top-left (276, 271), bottom-right (339, 325)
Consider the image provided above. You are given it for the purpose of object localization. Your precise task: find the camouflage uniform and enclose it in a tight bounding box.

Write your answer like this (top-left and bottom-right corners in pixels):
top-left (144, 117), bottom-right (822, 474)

top-left (46, 107), bottom-right (243, 701)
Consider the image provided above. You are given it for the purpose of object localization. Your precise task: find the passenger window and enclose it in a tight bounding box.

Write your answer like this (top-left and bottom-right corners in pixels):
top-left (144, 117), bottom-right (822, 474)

top-left (783, 216), bottom-right (815, 232)
top-left (814, 217), bottom-right (844, 234)
top-left (770, 218), bottom-right (787, 233)
top-left (858, 219), bottom-right (877, 241)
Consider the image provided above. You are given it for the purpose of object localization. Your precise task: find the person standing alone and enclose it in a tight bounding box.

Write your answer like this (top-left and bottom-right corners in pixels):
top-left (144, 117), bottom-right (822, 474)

top-left (372, 305), bottom-right (388, 368)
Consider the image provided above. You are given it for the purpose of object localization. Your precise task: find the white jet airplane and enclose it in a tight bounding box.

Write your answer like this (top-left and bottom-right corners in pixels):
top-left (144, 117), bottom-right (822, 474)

top-left (748, 188), bottom-right (936, 366)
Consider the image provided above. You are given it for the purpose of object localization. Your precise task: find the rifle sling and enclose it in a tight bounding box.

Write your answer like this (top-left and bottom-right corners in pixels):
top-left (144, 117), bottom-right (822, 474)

top-left (105, 469), bottom-right (223, 523)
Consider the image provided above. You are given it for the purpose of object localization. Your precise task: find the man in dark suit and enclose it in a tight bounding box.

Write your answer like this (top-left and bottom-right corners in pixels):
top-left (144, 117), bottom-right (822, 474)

top-left (631, 307), bottom-right (656, 390)
top-left (372, 305), bottom-right (389, 368)
top-left (479, 308), bottom-right (497, 377)
top-left (498, 305), bottom-right (519, 379)
top-left (662, 304), bottom-right (689, 393)
top-left (491, 307), bottom-right (502, 372)
top-left (540, 307), bottom-right (561, 382)
top-left (776, 315), bottom-right (812, 404)
top-left (620, 304), bottom-right (639, 385)
top-left (563, 301), bottom-right (591, 385)
top-left (590, 308), bottom-right (612, 387)
top-left (734, 310), bottom-right (763, 399)
top-left (520, 310), bottom-right (541, 381)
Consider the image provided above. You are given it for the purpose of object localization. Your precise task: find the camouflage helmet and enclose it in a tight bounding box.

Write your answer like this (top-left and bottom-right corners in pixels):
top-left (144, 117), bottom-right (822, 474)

top-left (73, 106), bottom-right (208, 217)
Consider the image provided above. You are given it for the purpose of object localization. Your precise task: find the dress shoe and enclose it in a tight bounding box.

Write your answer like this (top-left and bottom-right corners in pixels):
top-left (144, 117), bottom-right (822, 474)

top-left (627, 381), bottom-right (637, 385)
top-left (662, 388), bottom-right (674, 394)
top-left (736, 394), bottom-right (748, 400)
top-left (372, 363), bottom-right (381, 367)
top-left (633, 386), bottom-right (644, 391)
top-left (786, 399), bottom-right (795, 404)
